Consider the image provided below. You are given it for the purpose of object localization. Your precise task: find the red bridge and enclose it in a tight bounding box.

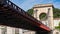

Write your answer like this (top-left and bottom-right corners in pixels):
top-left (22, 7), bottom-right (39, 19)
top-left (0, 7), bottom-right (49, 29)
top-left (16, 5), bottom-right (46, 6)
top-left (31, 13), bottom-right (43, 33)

top-left (0, 0), bottom-right (51, 34)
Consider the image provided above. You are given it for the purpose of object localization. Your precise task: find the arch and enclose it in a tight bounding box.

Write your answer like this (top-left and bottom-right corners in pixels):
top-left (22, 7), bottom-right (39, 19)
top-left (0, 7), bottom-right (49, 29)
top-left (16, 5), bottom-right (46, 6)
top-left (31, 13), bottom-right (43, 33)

top-left (39, 13), bottom-right (47, 20)
top-left (33, 4), bottom-right (54, 29)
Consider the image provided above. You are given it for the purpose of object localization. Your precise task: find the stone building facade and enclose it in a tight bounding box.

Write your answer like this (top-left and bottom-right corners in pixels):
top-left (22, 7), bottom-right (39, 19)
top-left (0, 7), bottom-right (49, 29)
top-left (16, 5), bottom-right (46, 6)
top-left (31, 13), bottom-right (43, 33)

top-left (0, 26), bottom-right (35, 34)
top-left (33, 4), bottom-right (54, 29)
top-left (33, 4), bottom-right (60, 34)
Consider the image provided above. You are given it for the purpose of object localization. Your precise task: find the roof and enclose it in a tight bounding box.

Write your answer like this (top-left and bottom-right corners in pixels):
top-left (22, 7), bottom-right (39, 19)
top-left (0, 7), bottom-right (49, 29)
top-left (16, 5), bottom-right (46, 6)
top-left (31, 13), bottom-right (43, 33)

top-left (33, 4), bottom-right (54, 8)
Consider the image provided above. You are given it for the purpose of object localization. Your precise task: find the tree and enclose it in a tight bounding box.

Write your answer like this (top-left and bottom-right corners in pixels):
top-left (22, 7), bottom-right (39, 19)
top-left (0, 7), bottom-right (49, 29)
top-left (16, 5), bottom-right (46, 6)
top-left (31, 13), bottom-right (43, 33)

top-left (27, 8), bottom-right (60, 19)
top-left (39, 13), bottom-right (47, 20)
top-left (27, 9), bottom-right (46, 19)
top-left (53, 8), bottom-right (60, 18)
top-left (55, 22), bottom-right (60, 31)
top-left (27, 9), bottom-right (33, 15)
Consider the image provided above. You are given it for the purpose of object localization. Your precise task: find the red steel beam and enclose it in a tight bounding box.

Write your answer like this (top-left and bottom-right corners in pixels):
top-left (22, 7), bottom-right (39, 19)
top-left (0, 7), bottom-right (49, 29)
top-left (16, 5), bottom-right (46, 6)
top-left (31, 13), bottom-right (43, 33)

top-left (19, 11), bottom-right (51, 31)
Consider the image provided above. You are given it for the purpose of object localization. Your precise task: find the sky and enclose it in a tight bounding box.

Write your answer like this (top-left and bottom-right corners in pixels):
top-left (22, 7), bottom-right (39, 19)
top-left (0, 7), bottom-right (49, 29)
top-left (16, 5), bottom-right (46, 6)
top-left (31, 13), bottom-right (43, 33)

top-left (9, 0), bottom-right (60, 26)
top-left (10, 0), bottom-right (60, 11)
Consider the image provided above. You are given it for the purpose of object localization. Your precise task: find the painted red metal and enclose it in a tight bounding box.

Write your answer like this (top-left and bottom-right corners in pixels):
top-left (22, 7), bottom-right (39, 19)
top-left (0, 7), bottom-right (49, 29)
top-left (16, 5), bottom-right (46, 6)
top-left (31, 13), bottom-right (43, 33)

top-left (20, 12), bottom-right (51, 31)
top-left (40, 24), bottom-right (51, 31)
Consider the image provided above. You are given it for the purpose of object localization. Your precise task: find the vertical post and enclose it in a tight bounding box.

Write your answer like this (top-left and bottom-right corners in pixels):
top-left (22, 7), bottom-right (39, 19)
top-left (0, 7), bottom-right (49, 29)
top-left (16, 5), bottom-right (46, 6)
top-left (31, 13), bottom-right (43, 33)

top-left (33, 9), bottom-right (38, 20)
top-left (0, 0), bottom-right (8, 4)
top-left (47, 8), bottom-right (54, 30)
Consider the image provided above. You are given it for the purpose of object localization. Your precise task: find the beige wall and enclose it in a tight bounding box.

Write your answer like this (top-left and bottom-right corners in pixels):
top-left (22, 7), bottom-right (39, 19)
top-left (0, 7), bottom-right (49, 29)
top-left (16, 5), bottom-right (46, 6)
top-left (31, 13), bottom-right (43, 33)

top-left (0, 26), bottom-right (36, 34)
top-left (33, 4), bottom-right (54, 29)
top-left (7, 27), bottom-right (15, 34)
top-left (23, 30), bottom-right (36, 34)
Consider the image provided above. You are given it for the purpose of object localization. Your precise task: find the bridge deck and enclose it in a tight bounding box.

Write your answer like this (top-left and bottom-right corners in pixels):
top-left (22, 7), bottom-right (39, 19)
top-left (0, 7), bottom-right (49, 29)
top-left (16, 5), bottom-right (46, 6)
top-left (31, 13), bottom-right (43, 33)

top-left (0, 0), bottom-right (51, 32)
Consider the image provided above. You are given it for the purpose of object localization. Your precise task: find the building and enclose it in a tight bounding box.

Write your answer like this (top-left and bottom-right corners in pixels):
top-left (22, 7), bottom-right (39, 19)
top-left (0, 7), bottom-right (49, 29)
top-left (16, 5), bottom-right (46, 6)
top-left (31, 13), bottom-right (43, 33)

top-left (0, 25), bottom-right (36, 34)
top-left (33, 4), bottom-right (60, 34)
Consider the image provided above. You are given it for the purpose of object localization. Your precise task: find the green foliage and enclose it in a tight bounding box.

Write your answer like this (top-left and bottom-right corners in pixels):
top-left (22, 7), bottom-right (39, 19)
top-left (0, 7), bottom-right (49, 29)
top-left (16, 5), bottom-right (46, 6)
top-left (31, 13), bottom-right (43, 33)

top-left (27, 8), bottom-right (60, 19)
top-left (55, 26), bottom-right (60, 30)
top-left (55, 22), bottom-right (60, 31)
top-left (53, 8), bottom-right (60, 18)
top-left (27, 9), bottom-right (33, 15)
top-left (39, 13), bottom-right (46, 20)
top-left (59, 22), bottom-right (60, 26)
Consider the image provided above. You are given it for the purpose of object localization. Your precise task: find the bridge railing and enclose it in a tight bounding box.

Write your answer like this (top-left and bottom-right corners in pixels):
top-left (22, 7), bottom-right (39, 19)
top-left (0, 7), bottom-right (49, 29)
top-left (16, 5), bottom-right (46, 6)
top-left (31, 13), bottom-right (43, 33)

top-left (6, 0), bottom-right (42, 24)
top-left (0, 0), bottom-right (51, 30)
top-left (0, 0), bottom-right (45, 25)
